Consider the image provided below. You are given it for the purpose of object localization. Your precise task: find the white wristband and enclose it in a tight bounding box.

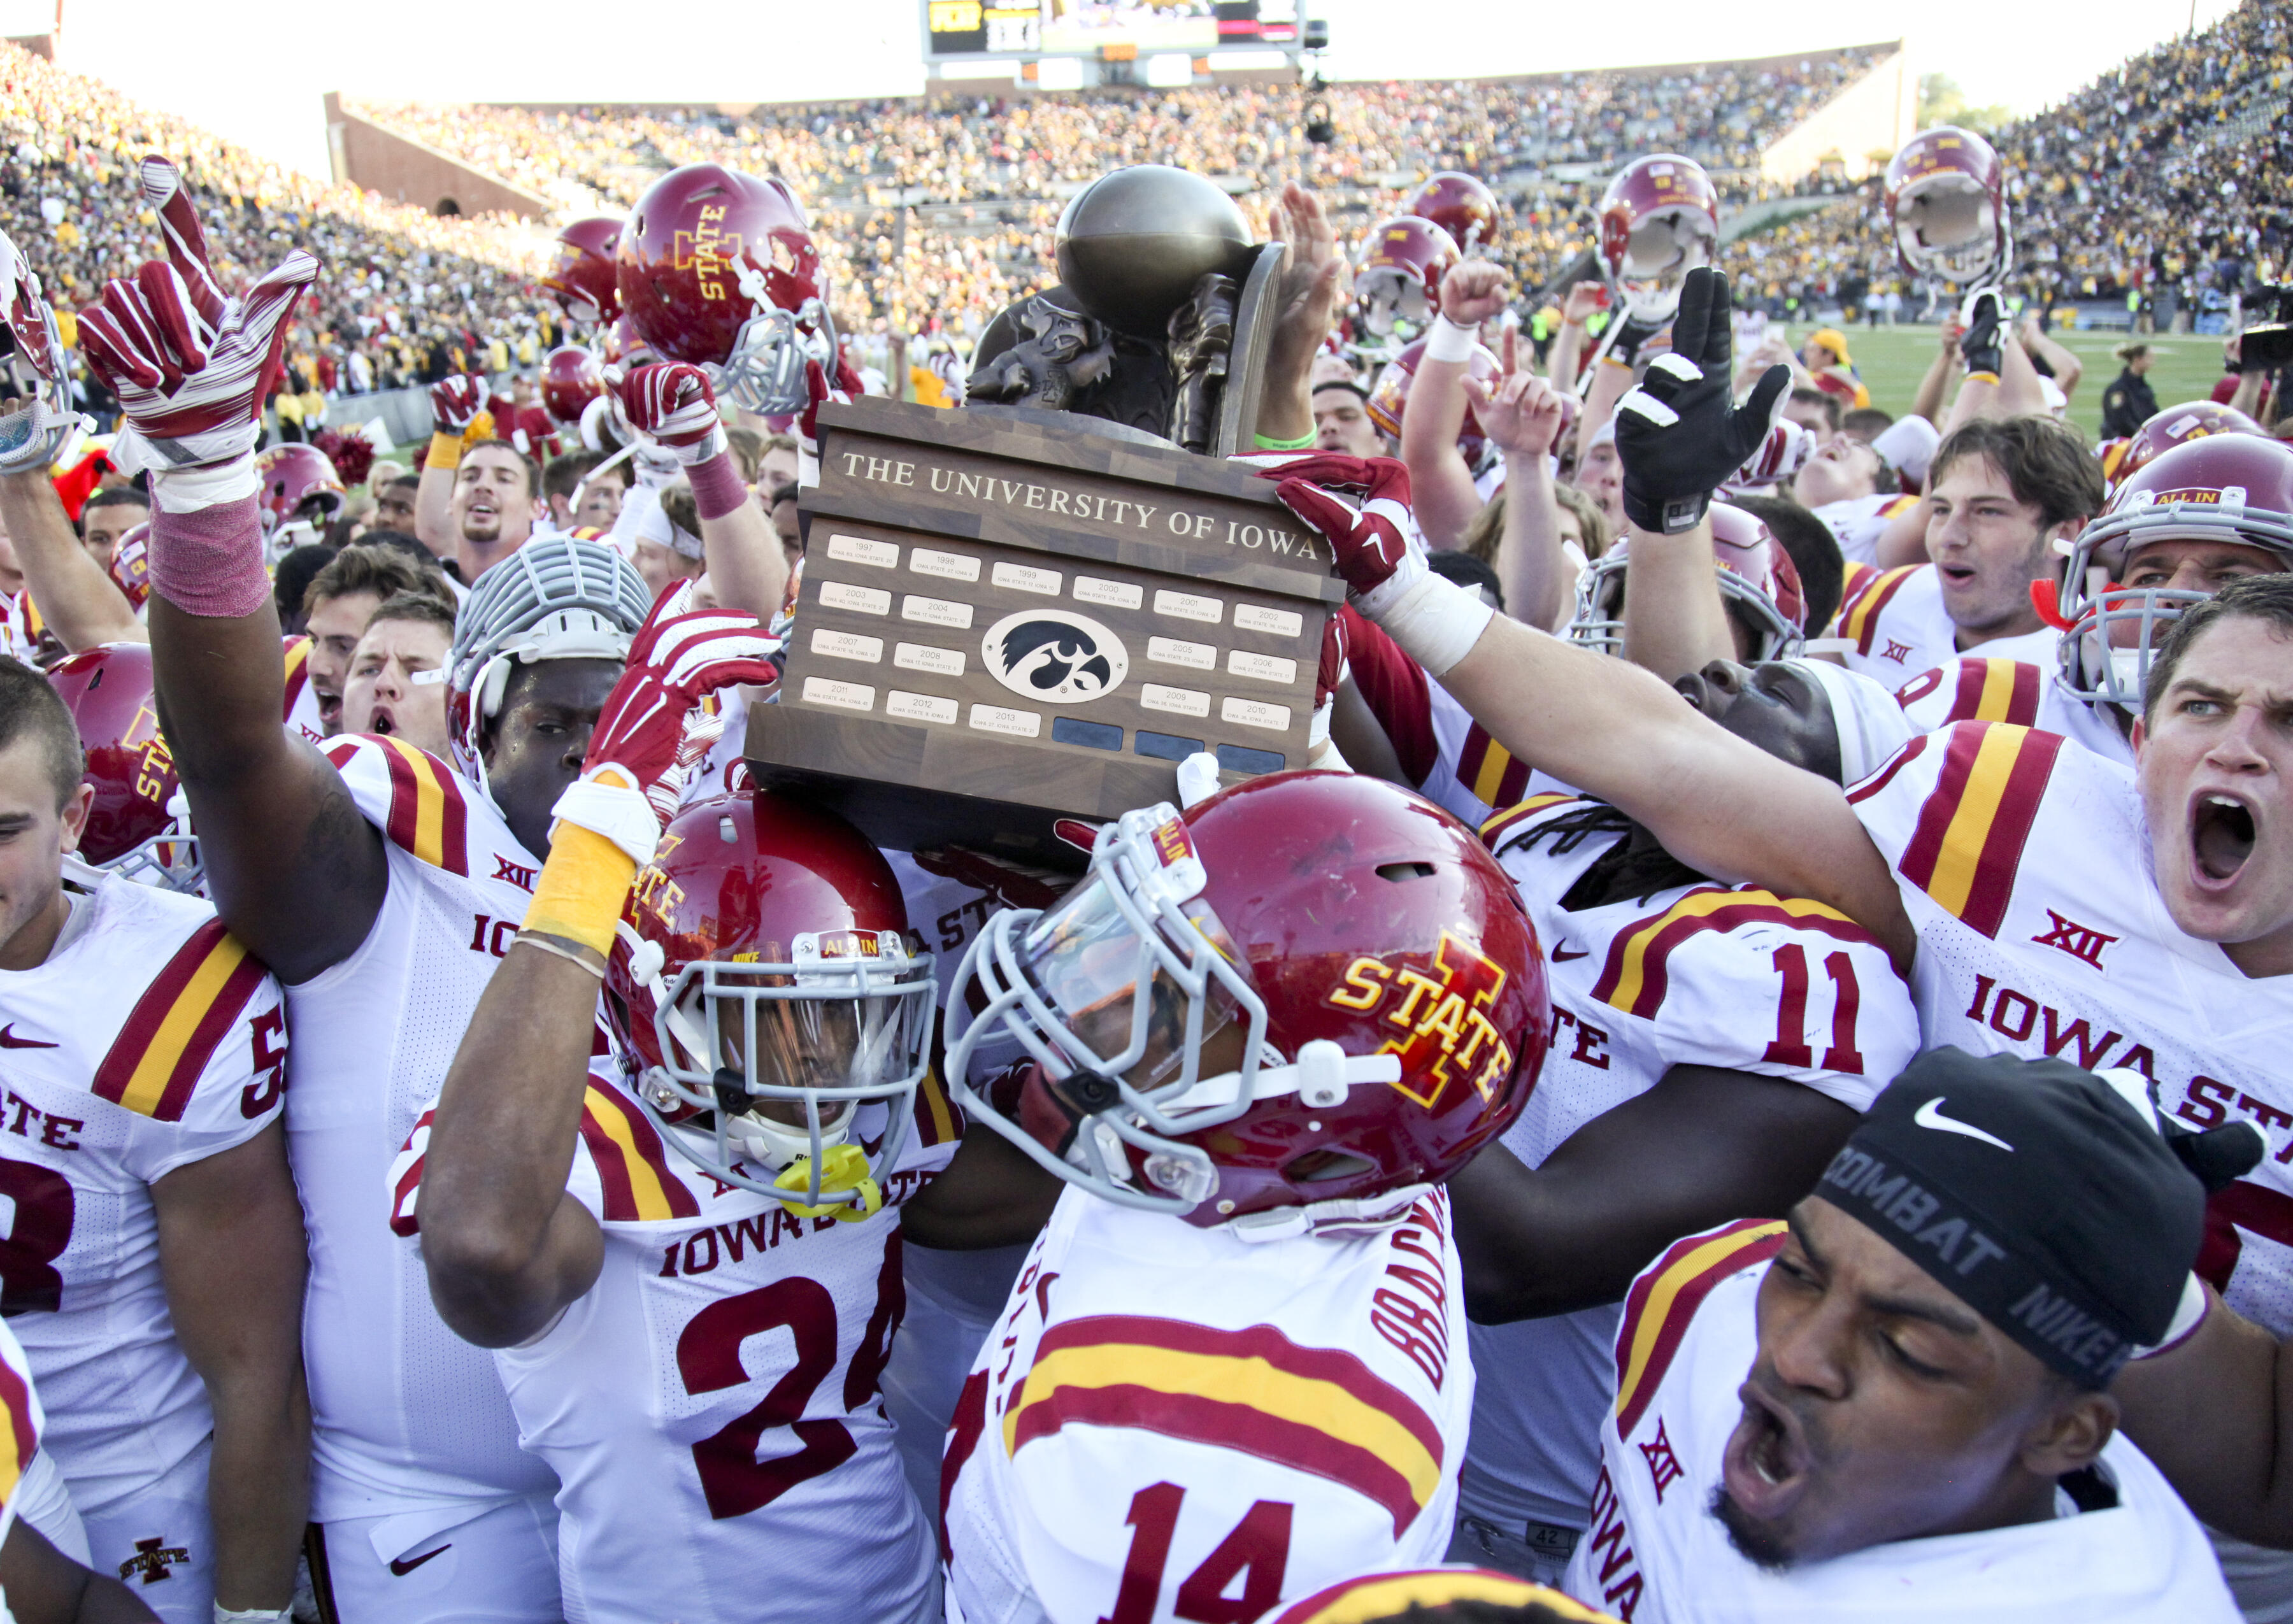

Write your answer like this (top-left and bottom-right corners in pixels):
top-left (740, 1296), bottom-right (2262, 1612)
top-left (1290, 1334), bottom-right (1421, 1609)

top-left (216, 1607), bottom-right (292, 1623)
top-left (149, 451), bottom-right (260, 514)
top-left (549, 770), bottom-right (661, 867)
top-left (1422, 313), bottom-right (1480, 365)
top-left (1373, 571), bottom-right (1494, 679)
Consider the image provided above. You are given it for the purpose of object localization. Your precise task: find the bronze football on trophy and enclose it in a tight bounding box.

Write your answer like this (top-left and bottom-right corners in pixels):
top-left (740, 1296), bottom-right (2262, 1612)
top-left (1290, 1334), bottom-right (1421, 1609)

top-left (1054, 165), bottom-right (1258, 338)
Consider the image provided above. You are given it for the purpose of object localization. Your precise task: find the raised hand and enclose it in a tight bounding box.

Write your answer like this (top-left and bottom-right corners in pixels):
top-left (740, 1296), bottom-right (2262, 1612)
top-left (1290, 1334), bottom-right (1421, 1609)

top-left (1439, 260), bottom-right (1510, 329)
top-left (619, 362), bottom-right (726, 465)
top-left (429, 372), bottom-right (489, 435)
top-left (1613, 266), bottom-right (1789, 534)
top-left (564, 595), bottom-right (783, 856)
top-left (1257, 452), bottom-right (1419, 606)
top-left (76, 154), bottom-right (315, 483)
top-left (1470, 368), bottom-right (1567, 460)
top-left (1265, 182), bottom-right (1348, 380)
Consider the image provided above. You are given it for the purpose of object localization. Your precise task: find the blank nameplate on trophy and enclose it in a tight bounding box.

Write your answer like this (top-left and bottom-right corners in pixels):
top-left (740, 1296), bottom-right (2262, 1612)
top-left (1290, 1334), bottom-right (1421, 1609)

top-left (748, 396), bottom-right (1343, 864)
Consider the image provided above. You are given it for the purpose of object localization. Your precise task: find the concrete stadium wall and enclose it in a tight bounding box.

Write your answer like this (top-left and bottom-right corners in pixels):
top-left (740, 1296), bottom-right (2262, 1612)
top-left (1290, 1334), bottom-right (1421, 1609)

top-left (1759, 48), bottom-right (1915, 185)
top-left (322, 92), bottom-right (552, 220)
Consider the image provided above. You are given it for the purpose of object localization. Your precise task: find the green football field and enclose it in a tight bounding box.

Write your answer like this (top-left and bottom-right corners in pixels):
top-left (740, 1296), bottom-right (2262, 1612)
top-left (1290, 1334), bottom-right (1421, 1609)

top-left (1808, 323), bottom-right (2234, 445)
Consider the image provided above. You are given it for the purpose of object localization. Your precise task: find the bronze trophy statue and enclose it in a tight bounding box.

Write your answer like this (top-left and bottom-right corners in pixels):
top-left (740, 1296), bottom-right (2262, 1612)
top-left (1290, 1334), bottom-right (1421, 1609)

top-left (966, 165), bottom-right (1286, 456)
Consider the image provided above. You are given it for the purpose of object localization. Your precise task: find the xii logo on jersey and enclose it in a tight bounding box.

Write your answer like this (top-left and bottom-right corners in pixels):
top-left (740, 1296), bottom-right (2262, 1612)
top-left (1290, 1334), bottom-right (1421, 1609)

top-left (2031, 910), bottom-right (2118, 969)
top-left (1325, 932), bottom-right (1515, 1109)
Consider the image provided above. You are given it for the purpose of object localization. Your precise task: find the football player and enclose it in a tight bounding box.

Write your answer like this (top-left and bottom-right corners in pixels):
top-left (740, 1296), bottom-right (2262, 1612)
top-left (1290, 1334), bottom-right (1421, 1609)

top-left (1830, 414), bottom-right (2100, 683)
top-left (1449, 655), bottom-right (1917, 1585)
top-left (940, 772), bottom-right (1549, 1624)
top-left (1897, 432), bottom-right (2293, 767)
top-left (1289, 263), bottom-right (2293, 1619)
top-left (401, 601), bottom-right (1053, 1623)
top-left (0, 1311), bottom-right (170, 1622)
top-left (0, 659), bottom-right (306, 1622)
top-left (1561, 1053), bottom-right (2237, 1622)
top-left (76, 154), bottom-right (652, 1622)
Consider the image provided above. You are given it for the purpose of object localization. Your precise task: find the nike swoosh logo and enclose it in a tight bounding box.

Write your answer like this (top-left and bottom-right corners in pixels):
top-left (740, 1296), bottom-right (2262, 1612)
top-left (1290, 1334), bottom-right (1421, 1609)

top-left (1551, 944), bottom-right (1589, 962)
top-left (0, 1025), bottom-right (57, 1050)
top-left (389, 1545), bottom-right (450, 1576)
top-left (1913, 1097), bottom-right (2014, 1153)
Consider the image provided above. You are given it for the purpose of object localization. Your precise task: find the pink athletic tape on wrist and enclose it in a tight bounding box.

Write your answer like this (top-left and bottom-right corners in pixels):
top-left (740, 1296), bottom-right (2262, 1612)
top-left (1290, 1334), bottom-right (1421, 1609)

top-left (149, 497), bottom-right (271, 619)
top-left (687, 450), bottom-right (750, 522)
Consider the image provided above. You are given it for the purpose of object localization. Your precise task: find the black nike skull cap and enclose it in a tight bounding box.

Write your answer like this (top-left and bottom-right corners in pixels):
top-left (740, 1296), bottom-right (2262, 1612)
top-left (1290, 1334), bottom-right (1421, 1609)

top-left (1813, 1046), bottom-right (2206, 1388)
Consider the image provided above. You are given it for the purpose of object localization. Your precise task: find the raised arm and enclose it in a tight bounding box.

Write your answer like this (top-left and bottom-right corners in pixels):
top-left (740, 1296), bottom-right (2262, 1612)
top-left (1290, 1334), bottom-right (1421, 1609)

top-left (424, 596), bottom-right (780, 1345)
top-left (1470, 368), bottom-right (1573, 629)
top-left (76, 155), bottom-right (387, 982)
top-left (1254, 183), bottom-right (1347, 448)
top-left (414, 374), bottom-right (486, 564)
top-left (1400, 260), bottom-right (1508, 550)
top-left (618, 363), bottom-right (788, 619)
top-left (0, 474), bottom-right (143, 650)
top-left (1264, 278), bottom-right (1913, 965)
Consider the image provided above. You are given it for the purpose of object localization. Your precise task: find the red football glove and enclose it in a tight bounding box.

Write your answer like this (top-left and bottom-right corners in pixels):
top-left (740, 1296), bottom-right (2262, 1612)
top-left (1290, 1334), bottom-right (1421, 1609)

top-left (797, 359), bottom-right (845, 461)
top-left (619, 362), bottom-right (726, 466)
top-left (429, 372), bottom-right (489, 435)
top-left (76, 155), bottom-right (315, 481)
top-left (585, 602), bottom-right (783, 825)
top-left (1257, 452), bottom-right (1422, 608)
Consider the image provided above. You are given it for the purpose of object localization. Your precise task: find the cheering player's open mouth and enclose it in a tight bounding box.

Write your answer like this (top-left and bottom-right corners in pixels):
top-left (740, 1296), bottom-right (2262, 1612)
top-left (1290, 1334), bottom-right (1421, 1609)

top-left (2190, 791), bottom-right (2257, 888)
top-left (1722, 1379), bottom-right (1810, 1523)
top-left (367, 703), bottom-right (399, 737)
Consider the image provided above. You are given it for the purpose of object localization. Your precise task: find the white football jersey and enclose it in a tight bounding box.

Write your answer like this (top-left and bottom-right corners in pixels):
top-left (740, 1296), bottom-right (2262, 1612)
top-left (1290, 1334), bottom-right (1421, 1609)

top-left (1831, 564), bottom-right (2053, 685)
top-left (0, 1314), bottom-right (45, 1551)
top-left (1461, 797), bottom-right (1914, 1539)
top-left (387, 1067), bottom-right (961, 1624)
top-left (1560, 1222), bottom-right (2238, 1623)
top-left (1848, 720), bottom-right (2293, 1333)
top-left (0, 876), bottom-right (283, 1518)
top-left (289, 734), bottom-right (557, 1522)
top-left (1810, 493), bottom-right (1918, 568)
top-left (1892, 656), bottom-right (2132, 765)
top-left (1345, 608), bottom-right (1558, 825)
top-left (281, 636), bottom-right (325, 745)
top-left (944, 1188), bottom-right (1473, 1624)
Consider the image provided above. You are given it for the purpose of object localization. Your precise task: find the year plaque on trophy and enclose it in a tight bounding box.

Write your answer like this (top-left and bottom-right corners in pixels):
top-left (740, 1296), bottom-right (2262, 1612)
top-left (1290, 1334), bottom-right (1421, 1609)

top-left (746, 396), bottom-right (1342, 865)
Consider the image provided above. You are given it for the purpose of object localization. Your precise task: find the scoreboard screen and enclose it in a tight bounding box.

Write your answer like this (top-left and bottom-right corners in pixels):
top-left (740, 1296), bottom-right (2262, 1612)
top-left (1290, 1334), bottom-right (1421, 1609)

top-left (924, 0), bottom-right (1297, 60)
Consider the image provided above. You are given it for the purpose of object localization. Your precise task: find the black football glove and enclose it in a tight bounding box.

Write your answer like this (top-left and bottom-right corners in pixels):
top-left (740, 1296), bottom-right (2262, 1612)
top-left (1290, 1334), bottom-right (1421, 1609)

top-left (1614, 267), bottom-right (1789, 535)
top-left (1959, 288), bottom-right (2008, 376)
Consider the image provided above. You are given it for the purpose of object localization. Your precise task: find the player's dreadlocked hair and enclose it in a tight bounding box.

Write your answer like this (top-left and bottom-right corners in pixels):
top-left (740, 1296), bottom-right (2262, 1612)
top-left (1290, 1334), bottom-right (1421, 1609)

top-left (1515, 800), bottom-right (1713, 909)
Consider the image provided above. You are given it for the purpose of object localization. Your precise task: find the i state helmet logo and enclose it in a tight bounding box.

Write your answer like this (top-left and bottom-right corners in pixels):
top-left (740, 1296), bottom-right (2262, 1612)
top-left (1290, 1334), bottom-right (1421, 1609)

top-left (982, 609), bottom-right (1129, 703)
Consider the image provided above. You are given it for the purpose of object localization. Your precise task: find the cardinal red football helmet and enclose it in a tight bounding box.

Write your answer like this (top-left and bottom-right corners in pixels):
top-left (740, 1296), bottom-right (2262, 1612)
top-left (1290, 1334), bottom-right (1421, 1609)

top-left (944, 773), bottom-right (1547, 1237)
top-left (255, 444), bottom-right (344, 559)
top-left (1405, 171), bottom-right (1501, 254)
top-left (540, 345), bottom-right (606, 427)
top-left (2054, 435), bottom-right (2293, 710)
top-left (1571, 502), bottom-right (1807, 660)
top-left (617, 164), bottom-right (831, 417)
top-left (48, 642), bottom-right (198, 890)
top-left (1364, 336), bottom-right (1502, 468)
top-left (1885, 127), bottom-right (2009, 286)
top-left (604, 790), bottom-right (936, 1218)
top-left (1597, 155), bottom-right (1718, 323)
top-left (541, 217), bottom-right (623, 328)
top-left (2110, 401), bottom-right (2264, 492)
top-left (1354, 217), bottom-right (1461, 340)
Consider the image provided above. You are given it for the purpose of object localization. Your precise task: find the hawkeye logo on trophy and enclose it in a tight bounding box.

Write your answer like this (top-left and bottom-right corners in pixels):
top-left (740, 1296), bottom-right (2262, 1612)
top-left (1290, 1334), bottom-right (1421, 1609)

top-left (746, 164), bottom-right (1343, 866)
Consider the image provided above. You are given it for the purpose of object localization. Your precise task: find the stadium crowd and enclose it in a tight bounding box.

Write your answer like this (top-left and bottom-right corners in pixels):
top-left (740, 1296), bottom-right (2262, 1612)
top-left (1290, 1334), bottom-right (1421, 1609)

top-left (1, 8), bottom-right (2293, 1624)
